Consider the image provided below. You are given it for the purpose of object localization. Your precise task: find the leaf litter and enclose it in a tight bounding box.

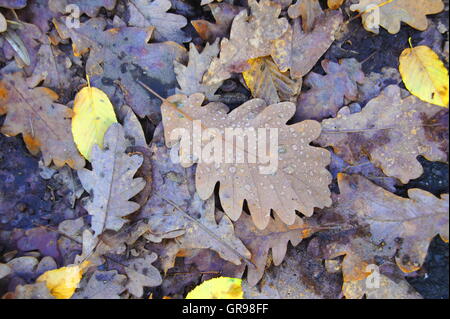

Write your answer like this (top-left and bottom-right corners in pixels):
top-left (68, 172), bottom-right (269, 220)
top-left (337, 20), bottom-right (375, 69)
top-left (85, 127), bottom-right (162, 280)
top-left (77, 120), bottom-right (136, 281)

top-left (0, 0), bottom-right (448, 300)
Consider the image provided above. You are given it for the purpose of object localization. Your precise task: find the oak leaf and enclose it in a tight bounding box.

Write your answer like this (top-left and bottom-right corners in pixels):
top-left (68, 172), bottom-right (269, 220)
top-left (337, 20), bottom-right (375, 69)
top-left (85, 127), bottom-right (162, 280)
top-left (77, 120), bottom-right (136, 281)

top-left (53, 17), bottom-right (187, 120)
top-left (399, 45), bottom-right (449, 107)
top-left (336, 174), bottom-right (448, 273)
top-left (73, 270), bottom-right (127, 299)
top-left (0, 72), bottom-right (85, 169)
top-left (350, 0), bottom-right (444, 34)
top-left (234, 213), bottom-right (317, 286)
top-left (243, 56), bottom-right (301, 105)
top-left (174, 40), bottom-right (222, 101)
top-left (295, 58), bottom-right (364, 121)
top-left (203, 0), bottom-right (289, 86)
top-left (317, 85), bottom-right (448, 183)
top-left (192, 2), bottom-right (244, 43)
top-left (162, 94), bottom-right (332, 229)
top-left (287, 0), bottom-right (323, 32)
top-left (141, 126), bottom-right (251, 270)
top-left (124, 253), bottom-right (162, 297)
top-left (127, 0), bottom-right (189, 43)
top-left (78, 123), bottom-right (146, 237)
top-left (271, 10), bottom-right (343, 79)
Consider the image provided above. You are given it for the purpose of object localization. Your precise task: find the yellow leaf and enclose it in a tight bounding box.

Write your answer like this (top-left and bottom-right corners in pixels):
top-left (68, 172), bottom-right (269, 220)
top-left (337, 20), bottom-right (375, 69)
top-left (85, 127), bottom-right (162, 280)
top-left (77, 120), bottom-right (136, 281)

top-left (72, 84), bottom-right (118, 160)
top-left (399, 45), bottom-right (449, 107)
top-left (186, 277), bottom-right (243, 299)
top-left (36, 261), bottom-right (90, 299)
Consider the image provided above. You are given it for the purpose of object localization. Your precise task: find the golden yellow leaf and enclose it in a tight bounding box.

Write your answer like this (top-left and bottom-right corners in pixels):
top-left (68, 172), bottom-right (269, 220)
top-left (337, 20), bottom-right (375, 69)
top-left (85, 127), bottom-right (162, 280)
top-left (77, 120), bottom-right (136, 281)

top-left (399, 45), bottom-right (449, 107)
top-left (72, 83), bottom-right (118, 160)
top-left (36, 261), bottom-right (90, 299)
top-left (186, 277), bottom-right (243, 299)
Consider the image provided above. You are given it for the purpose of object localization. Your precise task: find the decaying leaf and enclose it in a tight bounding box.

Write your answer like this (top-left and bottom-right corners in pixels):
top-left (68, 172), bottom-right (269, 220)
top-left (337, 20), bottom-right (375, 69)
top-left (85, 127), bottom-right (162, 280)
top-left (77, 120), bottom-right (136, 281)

top-left (337, 174), bottom-right (449, 273)
top-left (53, 17), bottom-right (187, 120)
top-left (243, 243), bottom-right (342, 298)
top-left (192, 2), bottom-right (244, 43)
top-left (127, 0), bottom-right (189, 43)
top-left (78, 123), bottom-right (146, 237)
top-left (243, 56), bottom-right (301, 105)
top-left (317, 85), bottom-right (448, 183)
top-left (0, 72), bottom-right (85, 169)
top-left (234, 213), bottom-right (317, 286)
top-left (73, 270), bottom-right (127, 299)
top-left (71, 84), bottom-right (118, 160)
top-left (49, 0), bottom-right (117, 18)
top-left (36, 261), bottom-right (90, 299)
top-left (186, 277), bottom-right (243, 299)
top-left (175, 40), bottom-right (221, 101)
top-left (287, 0), bottom-right (323, 32)
top-left (272, 10), bottom-right (343, 79)
top-left (124, 253), bottom-right (162, 297)
top-left (203, 0), bottom-right (289, 86)
top-left (295, 58), bottom-right (364, 121)
top-left (27, 42), bottom-right (78, 92)
top-left (399, 45), bottom-right (449, 107)
top-left (350, 0), bottom-right (445, 34)
top-left (6, 282), bottom-right (55, 299)
top-left (162, 94), bottom-right (332, 229)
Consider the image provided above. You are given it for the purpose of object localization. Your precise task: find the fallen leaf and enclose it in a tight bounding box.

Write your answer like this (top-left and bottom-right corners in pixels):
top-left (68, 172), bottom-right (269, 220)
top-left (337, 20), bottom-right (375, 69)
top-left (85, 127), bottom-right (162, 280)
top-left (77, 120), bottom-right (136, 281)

top-left (186, 277), bottom-right (243, 299)
top-left (127, 0), bottom-right (189, 43)
top-left (192, 2), bottom-right (244, 43)
top-left (72, 270), bottom-right (127, 299)
top-left (350, 0), bottom-right (444, 34)
top-left (78, 123), bottom-right (146, 237)
top-left (5, 282), bottom-right (54, 299)
top-left (295, 58), bottom-right (364, 121)
top-left (49, 0), bottom-right (117, 17)
top-left (203, 0), bottom-right (289, 86)
top-left (0, 71), bottom-right (85, 169)
top-left (399, 45), bottom-right (449, 107)
top-left (234, 213), bottom-right (317, 286)
top-left (125, 253), bottom-right (162, 297)
top-left (336, 174), bottom-right (449, 273)
top-left (317, 85), bottom-right (448, 183)
top-left (175, 40), bottom-right (222, 101)
top-left (271, 10), bottom-right (343, 79)
top-left (243, 56), bottom-right (301, 105)
top-left (0, 12), bottom-right (6, 33)
top-left (162, 94), bottom-right (332, 229)
top-left (287, 0), bottom-right (323, 32)
top-left (71, 84), bottom-right (118, 160)
top-left (53, 17), bottom-right (187, 120)
top-left (36, 261), bottom-right (90, 299)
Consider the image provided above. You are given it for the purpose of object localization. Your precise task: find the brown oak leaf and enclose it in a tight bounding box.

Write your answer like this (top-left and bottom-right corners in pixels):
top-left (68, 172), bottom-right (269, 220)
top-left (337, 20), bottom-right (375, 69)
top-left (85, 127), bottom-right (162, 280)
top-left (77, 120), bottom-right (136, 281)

top-left (235, 213), bottom-right (317, 286)
top-left (161, 94), bottom-right (332, 230)
top-left (203, 0), bottom-right (289, 86)
top-left (78, 123), bottom-right (146, 237)
top-left (350, 0), bottom-right (444, 34)
top-left (174, 40), bottom-right (222, 101)
top-left (124, 253), bottom-right (162, 297)
top-left (271, 10), bottom-right (343, 79)
top-left (287, 0), bottom-right (323, 32)
top-left (317, 85), bottom-right (448, 183)
top-left (192, 2), bottom-right (244, 43)
top-left (335, 173), bottom-right (448, 273)
top-left (0, 71), bottom-right (85, 169)
top-left (127, 0), bottom-right (189, 43)
top-left (295, 58), bottom-right (364, 121)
